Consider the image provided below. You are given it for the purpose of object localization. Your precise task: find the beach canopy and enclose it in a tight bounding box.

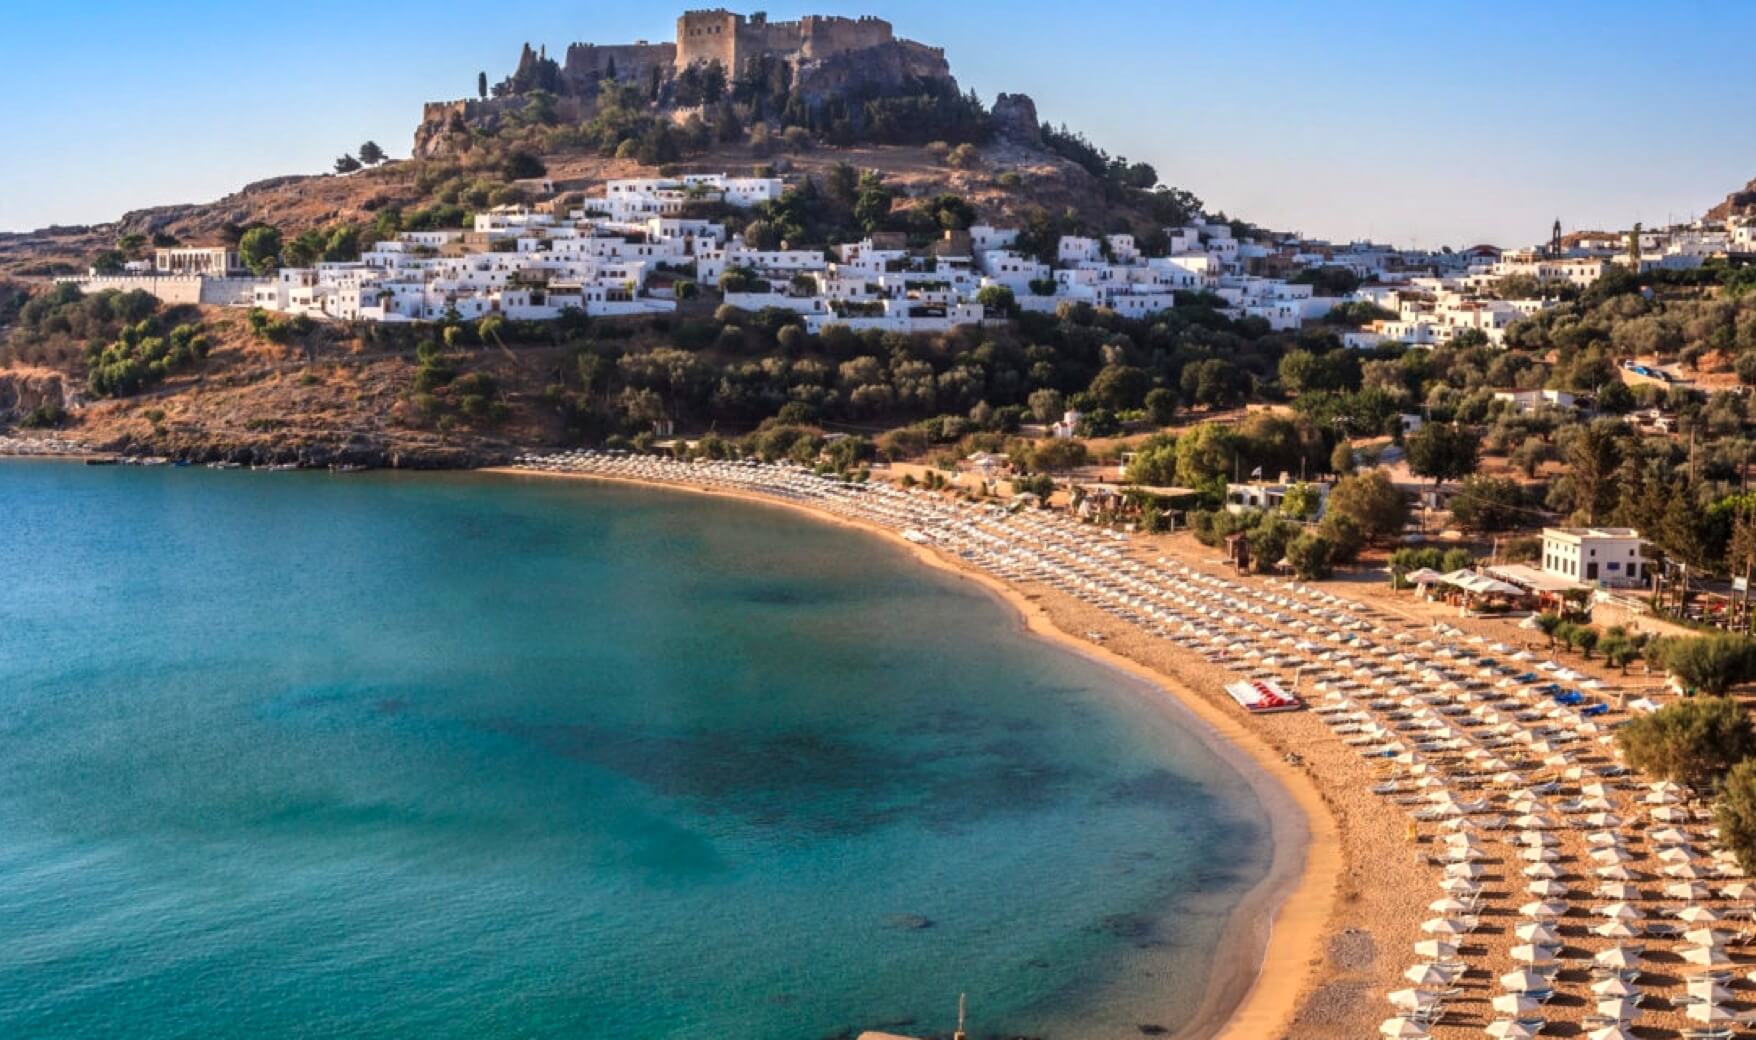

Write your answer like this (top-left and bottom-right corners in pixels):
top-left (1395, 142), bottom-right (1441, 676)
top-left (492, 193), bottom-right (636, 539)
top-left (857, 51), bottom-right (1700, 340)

top-left (1379, 1017), bottom-right (1430, 1039)
top-left (1501, 968), bottom-right (1549, 993)
top-left (1588, 1026), bottom-right (1638, 1040)
top-left (1486, 1022), bottom-right (1541, 1040)
top-left (1405, 568), bottom-right (1445, 585)
top-left (1491, 992), bottom-right (1539, 1015)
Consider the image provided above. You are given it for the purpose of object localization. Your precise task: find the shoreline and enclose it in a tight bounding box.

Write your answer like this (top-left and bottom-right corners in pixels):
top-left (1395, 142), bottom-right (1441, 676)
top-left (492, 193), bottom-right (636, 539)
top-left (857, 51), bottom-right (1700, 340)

top-left (482, 465), bottom-right (1342, 1040)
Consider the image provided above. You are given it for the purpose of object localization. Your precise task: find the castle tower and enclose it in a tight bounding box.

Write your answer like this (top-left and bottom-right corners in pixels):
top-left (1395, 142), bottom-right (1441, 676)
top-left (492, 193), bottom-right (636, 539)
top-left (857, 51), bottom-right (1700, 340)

top-left (676, 9), bottom-right (743, 71)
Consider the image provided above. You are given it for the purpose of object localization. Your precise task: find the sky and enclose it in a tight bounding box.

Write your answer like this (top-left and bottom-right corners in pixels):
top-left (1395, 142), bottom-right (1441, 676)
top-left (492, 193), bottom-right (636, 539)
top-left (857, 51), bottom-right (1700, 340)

top-left (4, 1), bottom-right (1755, 247)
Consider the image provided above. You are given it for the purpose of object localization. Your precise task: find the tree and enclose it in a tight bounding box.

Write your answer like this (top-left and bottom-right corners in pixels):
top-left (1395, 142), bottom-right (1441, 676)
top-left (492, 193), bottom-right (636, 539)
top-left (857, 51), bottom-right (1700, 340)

top-left (1028, 438), bottom-right (1088, 474)
top-left (975, 284), bottom-right (1016, 318)
top-left (1028, 388), bottom-right (1064, 424)
top-left (1330, 440), bottom-right (1355, 475)
top-left (1407, 422), bottom-right (1481, 486)
top-left (358, 141), bottom-right (386, 165)
top-left (1562, 419), bottom-right (1627, 524)
top-left (334, 153), bottom-right (362, 174)
top-left (1280, 482), bottom-right (1322, 520)
top-left (1286, 532), bottom-right (1334, 580)
top-left (238, 226), bottom-right (282, 275)
top-left (1144, 387), bottom-right (1177, 426)
top-left (1449, 474), bottom-right (1524, 533)
top-left (1657, 635), bottom-right (1756, 695)
top-left (945, 143), bottom-right (982, 169)
top-left (1087, 364), bottom-right (1151, 411)
top-left (1715, 760), bottom-right (1756, 873)
top-left (503, 151), bottom-right (547, 180)
top-left (1324, 470), bottom-right (1409, 544)
top-left (1535, 612), bottom-right (1562, 646)
top-left (1617, 696), bottom-right (1756, 792)
top-left (478, 71), bottom-right (488, 100)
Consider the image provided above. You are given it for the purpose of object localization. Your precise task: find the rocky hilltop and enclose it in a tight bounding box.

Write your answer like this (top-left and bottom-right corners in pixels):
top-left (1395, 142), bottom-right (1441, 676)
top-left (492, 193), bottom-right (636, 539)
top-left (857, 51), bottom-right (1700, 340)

top-left (416, 9), bottom-right (956, 159)
top-left (1706, 177), bottom-right (1756, 222)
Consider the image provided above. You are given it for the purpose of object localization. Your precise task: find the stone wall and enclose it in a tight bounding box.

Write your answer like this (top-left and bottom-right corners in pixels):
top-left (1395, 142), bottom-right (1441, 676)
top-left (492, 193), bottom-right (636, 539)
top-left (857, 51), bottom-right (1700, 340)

top-left (60, 275), bottom-right (260, 307)
top-left (563, 41), bottom-right (677, 90)
top-left (676, 10), bottom-right (741, 70)
top-left (798, 15), bottom-right (892, 59)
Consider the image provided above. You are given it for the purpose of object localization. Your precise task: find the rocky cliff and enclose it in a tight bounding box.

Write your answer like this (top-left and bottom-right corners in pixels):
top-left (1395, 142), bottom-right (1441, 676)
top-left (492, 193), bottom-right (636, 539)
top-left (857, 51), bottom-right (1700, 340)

top-left (1707, 177), bottom-right (1756, 222)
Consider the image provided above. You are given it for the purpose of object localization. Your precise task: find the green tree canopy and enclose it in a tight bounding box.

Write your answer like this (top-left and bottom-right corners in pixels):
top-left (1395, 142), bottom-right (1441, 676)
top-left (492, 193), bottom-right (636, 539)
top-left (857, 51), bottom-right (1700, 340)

top-left (1617, 695), bottom-right (1756, 792)
top-left (1407, 422), bottom-right (1481, 486)
top-left (1324, 469), bottom-right (1409, 544)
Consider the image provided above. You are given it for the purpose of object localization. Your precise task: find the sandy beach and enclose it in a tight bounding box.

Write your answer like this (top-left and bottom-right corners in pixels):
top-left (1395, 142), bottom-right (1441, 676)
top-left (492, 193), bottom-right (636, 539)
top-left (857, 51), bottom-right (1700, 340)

top-left (484, 465), bottom-right (1361, 1040)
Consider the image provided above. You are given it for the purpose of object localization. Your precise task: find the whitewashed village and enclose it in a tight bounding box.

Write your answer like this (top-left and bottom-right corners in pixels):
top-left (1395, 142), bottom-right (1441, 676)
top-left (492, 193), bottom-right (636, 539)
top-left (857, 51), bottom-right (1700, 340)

top-left (73, 173), bottom-right (1756, 346)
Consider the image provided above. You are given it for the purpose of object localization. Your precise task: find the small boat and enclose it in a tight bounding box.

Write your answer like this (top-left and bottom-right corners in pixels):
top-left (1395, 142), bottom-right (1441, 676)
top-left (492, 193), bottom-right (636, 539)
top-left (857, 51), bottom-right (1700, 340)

top-left (329, 463), bottom-right (368, 474)
top-left (206, 461), bottom-right (243, 470)
top-left (83, 457), bottom-right (118, 466)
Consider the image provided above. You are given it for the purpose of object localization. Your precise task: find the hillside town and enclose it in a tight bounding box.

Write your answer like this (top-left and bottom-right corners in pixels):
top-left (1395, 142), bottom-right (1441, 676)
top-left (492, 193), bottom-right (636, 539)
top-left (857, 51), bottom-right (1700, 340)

top-left (67, 173), bottom-right (1756, 352)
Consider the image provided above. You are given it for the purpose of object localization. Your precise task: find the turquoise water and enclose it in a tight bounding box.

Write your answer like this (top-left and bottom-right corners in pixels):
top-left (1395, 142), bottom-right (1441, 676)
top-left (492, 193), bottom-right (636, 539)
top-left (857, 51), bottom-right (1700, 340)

top-left (0, 463), bottom-right (1271, 1039)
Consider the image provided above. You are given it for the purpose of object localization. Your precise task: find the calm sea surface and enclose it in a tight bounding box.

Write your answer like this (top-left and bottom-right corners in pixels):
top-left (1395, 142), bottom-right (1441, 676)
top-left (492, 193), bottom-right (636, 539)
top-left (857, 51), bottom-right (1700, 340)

top-left (0, 463), bottom-right (1270, 1039)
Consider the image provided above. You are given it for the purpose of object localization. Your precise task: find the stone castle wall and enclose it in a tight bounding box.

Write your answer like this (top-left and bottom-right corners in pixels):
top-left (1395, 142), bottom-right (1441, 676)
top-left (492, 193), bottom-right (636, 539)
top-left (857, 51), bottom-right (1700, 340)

top-left (562, 42), bottom-right (677, 87)
top-left (675, 10), bottom-right (894, 71)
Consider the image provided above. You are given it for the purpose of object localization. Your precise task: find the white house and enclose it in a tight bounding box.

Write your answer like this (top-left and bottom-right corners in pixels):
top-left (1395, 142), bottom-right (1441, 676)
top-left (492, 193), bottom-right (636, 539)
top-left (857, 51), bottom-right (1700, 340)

top-left (1541, 527), bottom-right (1646, 587)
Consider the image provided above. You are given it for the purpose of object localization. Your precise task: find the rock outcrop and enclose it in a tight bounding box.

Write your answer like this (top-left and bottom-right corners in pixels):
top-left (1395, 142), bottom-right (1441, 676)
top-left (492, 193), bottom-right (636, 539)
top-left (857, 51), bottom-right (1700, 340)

top-left (991, 93), bottom-right (1042, 148)
top-left (1707, 177), bottom-right (1756, 222)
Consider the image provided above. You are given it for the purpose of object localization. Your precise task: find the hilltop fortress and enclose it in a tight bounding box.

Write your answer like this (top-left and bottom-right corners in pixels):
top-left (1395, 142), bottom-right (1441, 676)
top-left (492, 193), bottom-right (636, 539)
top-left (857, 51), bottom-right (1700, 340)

top-left (415, 9), bottom-right (955, 157)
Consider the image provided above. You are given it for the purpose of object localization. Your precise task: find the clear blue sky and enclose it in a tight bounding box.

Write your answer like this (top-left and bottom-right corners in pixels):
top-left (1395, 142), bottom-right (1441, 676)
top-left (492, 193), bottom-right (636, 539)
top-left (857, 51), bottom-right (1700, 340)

top-left (4, 1), bottom-right (1754, 246)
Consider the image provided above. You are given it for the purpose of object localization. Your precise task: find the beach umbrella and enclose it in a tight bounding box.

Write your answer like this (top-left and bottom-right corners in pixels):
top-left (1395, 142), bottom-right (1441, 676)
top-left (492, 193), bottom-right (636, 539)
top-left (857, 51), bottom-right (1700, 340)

top-left (1500, 968), bottom-right (1549, 992)
top-left (1592, 975), bottom-right (1638, 996)
top-left (1588, 1026), bottom-right (1638, 1040)
top-left (1594, 946), bottom-right (1642, 969)
top-left (1596, 864), bottom-right (1636, 881)
top-left (1596, 882), bottom-right (1640, 900)
top-left (1422, 917), bottom-right (1475, 936)
top-left (1688, 977), bottom-right (1733, 1002)
top-left (1520, 900), bottom-right (1567, 919)
top-left (1378, 1017), bottom-right (1429, 1039)
top-left (1685, 927), bottom-right (1730, 946)
top-left (1388, 988), bottom-right (1441, 1013)
top-left (1526, 880), bottom-right (1568, 897)
top-left (1667, 862), bottom-right (1711, 879)
top-left (1678, 905), bottom-right (1723, 923)
top-left (1593, 920), bottom-right (1641, 940)
top-left (1595, 996), bottom-right (1641, 1022)
top-left (1510, 943), bottom-right (1556, 965)
top-left (1403, 963), bottom-right (1453, 987)
top-left (1666, 881), bottom-right (1711, 900)
top-left (1522, 863), bottom-right (1560, 879)
top-left (1428, 896), bottom-right (1473, 914)
top-left (1491, 991), bottom-right (1541, 1017)
top-left (1723, 881), bottom-right (1756, 900)
top-left (1485, 1021), bottom-right (1541, 1040)
top-left (1682, 944), bottom-right (1734, 966)
top-left (1653, 806), bottom-right (1691, 823)
top-left (1439, 877), bottom-right (1479, 894)
top-left (1687, 1002), bottom-right (1742, 1025)
top-left (1516, 922), bottom-right (1560, 945)
top-left (1413, 940), bottom-right (1456, 961)
top-left (1598, 902), bottom-right (1644, 920)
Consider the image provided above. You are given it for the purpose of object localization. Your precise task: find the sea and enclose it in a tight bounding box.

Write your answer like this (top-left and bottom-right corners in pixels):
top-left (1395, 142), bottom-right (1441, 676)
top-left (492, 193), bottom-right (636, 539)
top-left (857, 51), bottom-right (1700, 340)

top-left (0, 462), bottom-right (1272, 1039)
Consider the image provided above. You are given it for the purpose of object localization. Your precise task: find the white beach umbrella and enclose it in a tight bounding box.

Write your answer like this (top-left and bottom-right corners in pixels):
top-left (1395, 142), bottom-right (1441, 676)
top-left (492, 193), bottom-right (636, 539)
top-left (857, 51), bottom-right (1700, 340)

top-left (1688, 977), bottom-right (1733, 1002)
top-left (1500, 968), bottom-right (1549, 992)
top-left (1413, 940), bottom-right (1456, 961)
top-left (1685, 927), bottom-right (1731, 946)
top-left (1595, 996), bottom-right (1641, 1023)
top-left (1491, 992), bottom-right (1540, 1016)
top-left (1526, 879), bottom-right (1568, 897)
top-left (1379, 1017), bottom-right (1429, 1039)
top-left (1687, 1002), bottom-right (1743, 1025)
top-left (1592, 975), bottom-right (1639, 996)
top-left (1593, 920), bottom-right (1641, 940)
top-left (1485, 1020), bottom-right (1541, 1040)
top-left (1678, 905), bottom-right (1723, 924)
top-left (1588, 1026), bottom-right (1638, 1040)
top-left (1403, 963), bottom-right (1453, 987)
top-left (1522, 863), bottom-right (1560, 879)
top-left (1520, 900), bottom-right (1567, 919)
top-left (1593, 946), bottom-right (1642, 969)
top-left (1421, 917), bottom-right (1472, 936)
top-left (1515, 922), bottom-right (1560, 945)
top-left (1666, 881), bottom-right (1712, 900)
top-left (1428, 896), bottom-right (1472, 914)
top-left (1597, 902), bottom-right (1644, 920)
top-left (1388, 988), bottom-right (1441, 1013)
top-left (1510, 943), bottom-right (1557, 965)
top-left (1596, 882), bottom-right (1640, 901)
